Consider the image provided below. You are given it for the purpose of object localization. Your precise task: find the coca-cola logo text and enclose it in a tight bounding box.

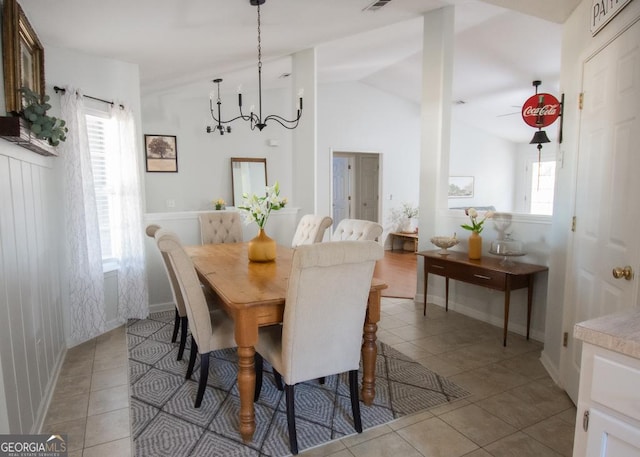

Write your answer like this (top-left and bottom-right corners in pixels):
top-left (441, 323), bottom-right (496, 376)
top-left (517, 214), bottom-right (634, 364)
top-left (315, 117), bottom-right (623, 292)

top-left (521, 93), bottom-right (560, 128)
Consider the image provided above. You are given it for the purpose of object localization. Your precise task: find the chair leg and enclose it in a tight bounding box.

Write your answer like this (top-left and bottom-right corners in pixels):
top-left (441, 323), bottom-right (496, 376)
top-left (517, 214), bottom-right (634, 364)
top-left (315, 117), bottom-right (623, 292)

top-left (254, 352), bottom-right (263, 402)
top-left (176, 316), bottom-right (188, 361)
top-left (195, 352), bottom-right (209, 408)
top-left (285, 384), bottom-right (298, 455)
top-left (186, 336), bottom-right (198, 379)
top-left (171, 309), bottom-right (180, 343)
top-left (349, 370), bottom-right (363, 433)
top-left (273, 368), bottom-right (284, 391)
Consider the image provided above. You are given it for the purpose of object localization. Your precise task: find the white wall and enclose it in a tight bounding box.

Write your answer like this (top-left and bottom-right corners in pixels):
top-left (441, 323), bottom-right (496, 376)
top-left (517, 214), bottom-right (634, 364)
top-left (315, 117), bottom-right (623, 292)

top-left (142, 86), bottom-right (294, 213)
top-left (449, 119), bottom-right (517, 212)
top-left (317, 81), bottom-right (422, 232)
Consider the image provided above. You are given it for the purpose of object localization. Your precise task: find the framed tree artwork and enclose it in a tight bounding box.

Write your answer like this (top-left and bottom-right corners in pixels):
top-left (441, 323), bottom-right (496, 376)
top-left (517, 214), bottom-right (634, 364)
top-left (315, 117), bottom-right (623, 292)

top-left (2, 0), bottom-right (45, 114)
top-left (145, 134), bottom-right (178, 172)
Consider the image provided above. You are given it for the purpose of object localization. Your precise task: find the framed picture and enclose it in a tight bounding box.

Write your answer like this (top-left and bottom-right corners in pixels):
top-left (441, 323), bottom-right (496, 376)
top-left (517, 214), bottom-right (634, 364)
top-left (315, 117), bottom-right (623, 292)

top-left (2, 0), bottom-right (45, 114)
top-left (145, 134), bottom-right (178, 172)
top-left (448, 176), bottom-right (474, 198)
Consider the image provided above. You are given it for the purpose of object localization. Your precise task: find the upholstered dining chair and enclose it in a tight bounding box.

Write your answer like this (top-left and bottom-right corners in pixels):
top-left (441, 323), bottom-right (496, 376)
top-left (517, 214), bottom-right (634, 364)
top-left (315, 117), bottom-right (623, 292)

top-left (146, 224), bottom-right (191, 361)
top-left (330, 218), bottom-right (383, 242)
top-left (155, 229), bottom-right (237, 408)
top-left (290, 214), bottom-right (333, 247)
top-left (253, 240), bottom-right (384, 454)
top-left (198, 211), bottom-right (243, 244)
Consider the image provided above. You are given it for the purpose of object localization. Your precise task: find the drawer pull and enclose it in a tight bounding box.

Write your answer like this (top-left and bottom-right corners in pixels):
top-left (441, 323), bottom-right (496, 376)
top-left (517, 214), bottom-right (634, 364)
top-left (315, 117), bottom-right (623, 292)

top-left (431, 265), bottom-right (445, 269)
top-left (473, 274), bottom-right (492, 280)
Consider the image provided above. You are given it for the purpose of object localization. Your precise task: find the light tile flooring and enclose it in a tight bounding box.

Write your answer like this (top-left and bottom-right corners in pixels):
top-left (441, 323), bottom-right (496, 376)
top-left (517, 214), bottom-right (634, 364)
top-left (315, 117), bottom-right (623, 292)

top-left (43, 298), bottom-right (576, 456)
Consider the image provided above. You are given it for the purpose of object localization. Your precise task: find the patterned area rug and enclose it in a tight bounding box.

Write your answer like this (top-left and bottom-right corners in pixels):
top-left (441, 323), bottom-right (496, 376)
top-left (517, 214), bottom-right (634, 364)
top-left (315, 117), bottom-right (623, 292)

top-left (128, 311), bottom-right (469, 457)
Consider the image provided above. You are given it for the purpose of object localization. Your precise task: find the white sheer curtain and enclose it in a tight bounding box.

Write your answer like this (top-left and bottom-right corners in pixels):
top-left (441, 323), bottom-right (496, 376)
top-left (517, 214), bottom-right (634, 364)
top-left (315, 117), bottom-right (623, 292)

top-left (60, 89), bottom-right (106, 344)
top-left (110, 104), bottom-right (149, 319)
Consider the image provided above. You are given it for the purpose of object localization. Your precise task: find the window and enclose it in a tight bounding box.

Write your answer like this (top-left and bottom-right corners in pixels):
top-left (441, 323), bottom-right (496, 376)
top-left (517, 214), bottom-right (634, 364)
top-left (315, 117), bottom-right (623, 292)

top-left (524, 151), bottom-right (556, 216)
top-left (86, 110), bottom-right (116, 263)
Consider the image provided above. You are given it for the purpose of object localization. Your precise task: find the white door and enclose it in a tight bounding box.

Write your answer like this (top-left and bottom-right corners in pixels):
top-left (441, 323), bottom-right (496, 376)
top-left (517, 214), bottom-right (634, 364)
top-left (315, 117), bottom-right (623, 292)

top-left (332, 156), bottom-right (351, 227)
top-left (561, 19), bottom-right (640, 402)
top-left (356, 155), bottom-right (379, 222)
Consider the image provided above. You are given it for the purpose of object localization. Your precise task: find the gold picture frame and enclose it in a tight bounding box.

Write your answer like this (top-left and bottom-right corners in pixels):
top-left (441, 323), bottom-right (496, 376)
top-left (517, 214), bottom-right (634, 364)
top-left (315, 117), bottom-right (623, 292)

top-left (2, 0), bottom-right (45, 114)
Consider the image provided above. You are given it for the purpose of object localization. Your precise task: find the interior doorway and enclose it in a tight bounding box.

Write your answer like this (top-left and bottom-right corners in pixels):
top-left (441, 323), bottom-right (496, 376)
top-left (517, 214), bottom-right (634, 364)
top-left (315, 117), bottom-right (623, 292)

top-left (331, 151), bottom-right (380, 228)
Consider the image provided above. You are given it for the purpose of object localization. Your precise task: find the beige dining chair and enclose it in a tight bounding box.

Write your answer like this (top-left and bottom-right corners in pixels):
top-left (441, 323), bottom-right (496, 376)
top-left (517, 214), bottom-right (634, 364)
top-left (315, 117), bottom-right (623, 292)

top-left (146, 224), bottom-right (191, 361)
top-left (253, 240), bottom-right (384, 455)
top-left (198, 211), bottom-right (244, 244)
top-left (331, 218), bottom-right (383, 241)
top-left (290, 214), bottom-right (332, 248)
top-left (155, 228), bottom-right (237, 408)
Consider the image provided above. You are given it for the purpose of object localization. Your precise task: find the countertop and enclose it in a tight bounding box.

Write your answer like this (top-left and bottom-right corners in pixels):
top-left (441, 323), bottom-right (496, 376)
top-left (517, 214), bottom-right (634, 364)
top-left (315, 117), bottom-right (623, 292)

top-left (574, 309), bottom-right (640, 360)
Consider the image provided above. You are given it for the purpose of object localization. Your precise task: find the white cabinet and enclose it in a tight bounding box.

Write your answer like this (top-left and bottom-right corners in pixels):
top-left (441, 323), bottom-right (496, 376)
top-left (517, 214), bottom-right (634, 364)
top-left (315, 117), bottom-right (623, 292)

top-left (573, 343), bottom-right (640, 457)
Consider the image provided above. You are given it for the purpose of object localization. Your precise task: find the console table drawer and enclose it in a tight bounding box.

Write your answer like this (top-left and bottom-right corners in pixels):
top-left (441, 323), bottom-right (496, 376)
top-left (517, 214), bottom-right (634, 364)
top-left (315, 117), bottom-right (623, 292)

top-left (447, 264), bottom-right (506, 290)
top-left (426, 261), bottom-right (449, 275)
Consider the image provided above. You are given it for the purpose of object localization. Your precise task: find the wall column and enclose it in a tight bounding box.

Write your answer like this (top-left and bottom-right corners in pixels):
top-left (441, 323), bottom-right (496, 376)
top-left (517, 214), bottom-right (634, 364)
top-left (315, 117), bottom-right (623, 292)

top-left (417, 7), bottom-right (455, 297)
top-left (292, 48), bottom-right (317, 217)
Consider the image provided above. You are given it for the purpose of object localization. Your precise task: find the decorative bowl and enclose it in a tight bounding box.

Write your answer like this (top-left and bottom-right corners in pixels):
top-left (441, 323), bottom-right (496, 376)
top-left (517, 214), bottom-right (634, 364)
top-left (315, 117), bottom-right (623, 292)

top-left (430, 236), bottom-right (459, 255)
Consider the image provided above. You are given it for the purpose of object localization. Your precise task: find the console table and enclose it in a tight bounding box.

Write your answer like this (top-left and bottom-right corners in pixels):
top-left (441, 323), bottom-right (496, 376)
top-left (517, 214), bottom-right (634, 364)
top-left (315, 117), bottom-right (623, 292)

top-left (417, 250), bottom-right (548, 346)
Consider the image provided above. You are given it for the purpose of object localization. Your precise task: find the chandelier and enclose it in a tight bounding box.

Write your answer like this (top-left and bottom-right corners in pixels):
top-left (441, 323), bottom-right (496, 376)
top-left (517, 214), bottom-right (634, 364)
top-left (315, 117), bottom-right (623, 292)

top-left (207, 0), bottom-right (303, 134)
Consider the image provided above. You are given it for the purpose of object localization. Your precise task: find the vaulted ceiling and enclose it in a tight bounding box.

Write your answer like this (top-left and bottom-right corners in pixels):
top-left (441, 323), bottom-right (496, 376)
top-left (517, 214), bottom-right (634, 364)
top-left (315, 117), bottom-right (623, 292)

top-left (20, 0), bottom-right (581, 143)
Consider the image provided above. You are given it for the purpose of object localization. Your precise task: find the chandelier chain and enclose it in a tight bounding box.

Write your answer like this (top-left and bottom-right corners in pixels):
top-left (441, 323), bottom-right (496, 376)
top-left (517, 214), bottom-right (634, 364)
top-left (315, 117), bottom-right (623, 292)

top-left (257, 3), bottom-right (262, 70)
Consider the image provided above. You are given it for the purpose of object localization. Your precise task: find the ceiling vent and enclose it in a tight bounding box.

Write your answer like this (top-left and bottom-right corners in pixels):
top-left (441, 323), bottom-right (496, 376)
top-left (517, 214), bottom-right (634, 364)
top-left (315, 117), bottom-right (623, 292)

top-left (363, 0), bottom-right (392, 12)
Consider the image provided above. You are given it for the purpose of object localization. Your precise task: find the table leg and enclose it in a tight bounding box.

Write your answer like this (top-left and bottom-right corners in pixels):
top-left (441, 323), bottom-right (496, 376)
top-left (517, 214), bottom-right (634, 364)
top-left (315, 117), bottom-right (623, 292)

top-left (503, 276), bottom-right (511, 347)
top-left (445, 277), bottom-right (450, 312)
top-left (361, 289), bottom-right (381, 405)
top-left (526, 275), bottom-right (533, 340)
top-left (423, 266), bottom-right (429, 316)
top-left (234, 313), bottom-right (258, 442)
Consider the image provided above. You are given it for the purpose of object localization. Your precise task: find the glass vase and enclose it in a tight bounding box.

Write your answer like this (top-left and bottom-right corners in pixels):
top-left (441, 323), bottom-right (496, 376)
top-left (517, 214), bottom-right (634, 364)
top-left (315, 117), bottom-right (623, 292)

top-left (468, 232), bottom-right (482, 260)
top-left (248, 228), bottom-right (276, 262)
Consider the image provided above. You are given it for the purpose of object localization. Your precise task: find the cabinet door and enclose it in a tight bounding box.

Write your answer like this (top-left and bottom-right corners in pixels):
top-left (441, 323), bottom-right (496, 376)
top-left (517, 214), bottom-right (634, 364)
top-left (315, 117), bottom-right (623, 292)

top-left (586, 409), bottom-right (640, 457)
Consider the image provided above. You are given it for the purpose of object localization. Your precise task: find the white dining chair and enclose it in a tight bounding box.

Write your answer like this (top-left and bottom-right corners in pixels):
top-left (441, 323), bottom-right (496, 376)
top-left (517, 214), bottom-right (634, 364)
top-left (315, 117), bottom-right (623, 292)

top-left (291, 214), bottom-right (332, 247)
top-left (331, 218), bottom-right (383, 241)
top-left (146, 224), bottom-right (191, 361)
top-left (198, 211), bottom-right (243, 244)
top-left (155, 229), bottom-right (237, 408)
top-left (253, 240), bottom-right (384, 454)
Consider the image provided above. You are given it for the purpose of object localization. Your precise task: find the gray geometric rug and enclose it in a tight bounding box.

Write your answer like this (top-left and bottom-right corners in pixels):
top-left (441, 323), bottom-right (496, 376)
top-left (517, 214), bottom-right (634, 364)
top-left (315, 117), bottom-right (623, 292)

top-left (128, 311), bottom-right (469, 457)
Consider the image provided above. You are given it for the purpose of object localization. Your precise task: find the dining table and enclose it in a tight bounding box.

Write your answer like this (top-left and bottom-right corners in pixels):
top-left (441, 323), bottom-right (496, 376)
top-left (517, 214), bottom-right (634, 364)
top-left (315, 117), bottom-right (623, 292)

top-left (184, 241), bottom-right (388, 442)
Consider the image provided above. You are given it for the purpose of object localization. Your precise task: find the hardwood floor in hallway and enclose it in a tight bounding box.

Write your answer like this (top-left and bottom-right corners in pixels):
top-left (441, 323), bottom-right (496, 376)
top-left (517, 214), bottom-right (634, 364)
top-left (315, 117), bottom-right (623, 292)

top-left (374, 249), bottom-right (417, 299)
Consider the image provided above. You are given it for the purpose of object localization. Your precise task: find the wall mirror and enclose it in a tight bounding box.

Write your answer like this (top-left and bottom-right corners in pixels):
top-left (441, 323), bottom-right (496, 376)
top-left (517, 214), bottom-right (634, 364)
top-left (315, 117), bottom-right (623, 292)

top-left (231, 157), bottom-right (267, 206)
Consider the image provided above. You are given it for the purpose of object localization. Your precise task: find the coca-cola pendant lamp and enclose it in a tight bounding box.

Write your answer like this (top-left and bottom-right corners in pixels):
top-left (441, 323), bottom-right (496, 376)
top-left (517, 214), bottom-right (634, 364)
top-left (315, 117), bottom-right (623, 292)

top-left (207, 0), bottom-right (303, 134)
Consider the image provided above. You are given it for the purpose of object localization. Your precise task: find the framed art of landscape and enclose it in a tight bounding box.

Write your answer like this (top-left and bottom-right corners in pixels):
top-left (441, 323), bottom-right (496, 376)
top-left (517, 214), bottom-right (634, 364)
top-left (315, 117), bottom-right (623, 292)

top-left (145, 134), bottom-right (178, 172)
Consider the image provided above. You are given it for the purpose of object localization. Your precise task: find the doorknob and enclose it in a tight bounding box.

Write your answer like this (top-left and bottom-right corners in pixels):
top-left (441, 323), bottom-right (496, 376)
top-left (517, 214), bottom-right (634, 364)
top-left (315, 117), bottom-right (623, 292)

top-left (612, 266), bottom-right (634, 280)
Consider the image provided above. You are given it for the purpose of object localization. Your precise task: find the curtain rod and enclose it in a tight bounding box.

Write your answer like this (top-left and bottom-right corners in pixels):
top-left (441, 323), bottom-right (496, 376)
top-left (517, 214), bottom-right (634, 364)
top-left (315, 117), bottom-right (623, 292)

top-left (53, 86), bottom-right (125, 109)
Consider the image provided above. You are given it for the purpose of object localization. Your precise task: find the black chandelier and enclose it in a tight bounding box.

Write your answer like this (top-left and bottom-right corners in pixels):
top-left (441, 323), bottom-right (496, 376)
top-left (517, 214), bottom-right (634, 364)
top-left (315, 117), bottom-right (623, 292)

top-left (207, 0), bottom-right (303, 135)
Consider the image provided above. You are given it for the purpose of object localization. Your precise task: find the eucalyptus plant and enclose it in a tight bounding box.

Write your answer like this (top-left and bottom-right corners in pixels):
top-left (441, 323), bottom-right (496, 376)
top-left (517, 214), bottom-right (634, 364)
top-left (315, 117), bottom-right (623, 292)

top-left (20, 87), bottom-right (68, 146)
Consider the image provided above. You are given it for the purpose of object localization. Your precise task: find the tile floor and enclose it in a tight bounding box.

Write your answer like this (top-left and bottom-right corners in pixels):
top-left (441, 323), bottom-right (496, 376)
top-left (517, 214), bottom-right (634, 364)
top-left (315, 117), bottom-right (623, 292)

top-left (43, 298), bottom-right (576, 456)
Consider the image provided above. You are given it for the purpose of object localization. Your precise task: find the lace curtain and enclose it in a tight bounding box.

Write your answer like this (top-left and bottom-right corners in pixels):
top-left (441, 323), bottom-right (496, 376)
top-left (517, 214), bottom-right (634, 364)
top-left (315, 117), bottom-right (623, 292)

top-left (60, 89), bottom-right (106, 344)
top-left (109, 104), bottom-right (149, 319)
top-left (59, 89), bottom-right (149, 345)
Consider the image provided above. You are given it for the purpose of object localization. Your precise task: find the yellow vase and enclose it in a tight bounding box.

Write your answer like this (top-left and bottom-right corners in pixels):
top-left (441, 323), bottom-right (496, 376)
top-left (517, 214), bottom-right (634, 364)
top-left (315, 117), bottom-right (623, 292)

top-left (468, 232), bottom-right (482, 260)
top-left (248, 228), bottom-right (276, 262)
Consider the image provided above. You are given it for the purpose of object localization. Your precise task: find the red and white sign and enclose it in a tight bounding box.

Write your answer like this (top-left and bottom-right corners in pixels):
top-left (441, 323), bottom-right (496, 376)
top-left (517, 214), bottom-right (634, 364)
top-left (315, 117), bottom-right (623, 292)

top-left (521, 93), bottom-right (560, 128)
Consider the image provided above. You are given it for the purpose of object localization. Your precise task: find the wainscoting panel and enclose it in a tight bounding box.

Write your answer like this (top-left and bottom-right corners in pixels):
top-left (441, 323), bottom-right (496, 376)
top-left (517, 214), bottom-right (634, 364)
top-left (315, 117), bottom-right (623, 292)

top-left (0, 143), bottom-right (66, 434)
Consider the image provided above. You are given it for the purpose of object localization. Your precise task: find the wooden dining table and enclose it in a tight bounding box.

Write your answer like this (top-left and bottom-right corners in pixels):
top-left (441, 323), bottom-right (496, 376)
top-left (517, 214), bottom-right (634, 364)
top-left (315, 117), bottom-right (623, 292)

top-left (184, 242), bottom-right (388, 442)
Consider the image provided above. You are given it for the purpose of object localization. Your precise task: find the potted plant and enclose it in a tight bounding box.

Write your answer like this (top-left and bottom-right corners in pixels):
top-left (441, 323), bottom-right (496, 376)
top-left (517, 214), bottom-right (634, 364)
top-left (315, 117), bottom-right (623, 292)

top-left (19, 87), bottom-right (68, 146)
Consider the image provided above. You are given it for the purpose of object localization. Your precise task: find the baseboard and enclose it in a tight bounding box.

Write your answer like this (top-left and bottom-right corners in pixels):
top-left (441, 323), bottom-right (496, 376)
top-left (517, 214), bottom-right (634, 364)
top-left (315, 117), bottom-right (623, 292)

top-left (540, 350), bottom-right (562, 387)
top-left (34, 348), bottom-right (66, 433)
top-left (150, 301), bottom-right (174, 314)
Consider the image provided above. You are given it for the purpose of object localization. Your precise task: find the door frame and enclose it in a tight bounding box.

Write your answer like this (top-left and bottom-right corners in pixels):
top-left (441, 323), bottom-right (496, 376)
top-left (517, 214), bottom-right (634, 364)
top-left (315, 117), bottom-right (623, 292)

top-left (330, 149), bottom-right (382, 227)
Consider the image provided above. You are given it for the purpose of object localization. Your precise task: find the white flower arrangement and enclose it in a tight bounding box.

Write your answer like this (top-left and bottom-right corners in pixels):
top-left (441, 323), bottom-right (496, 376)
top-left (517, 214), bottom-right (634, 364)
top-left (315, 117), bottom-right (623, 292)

top-left (460, 207), bottom-right (494, 234)
top-left (238, 181), bottom-right (287, 229)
